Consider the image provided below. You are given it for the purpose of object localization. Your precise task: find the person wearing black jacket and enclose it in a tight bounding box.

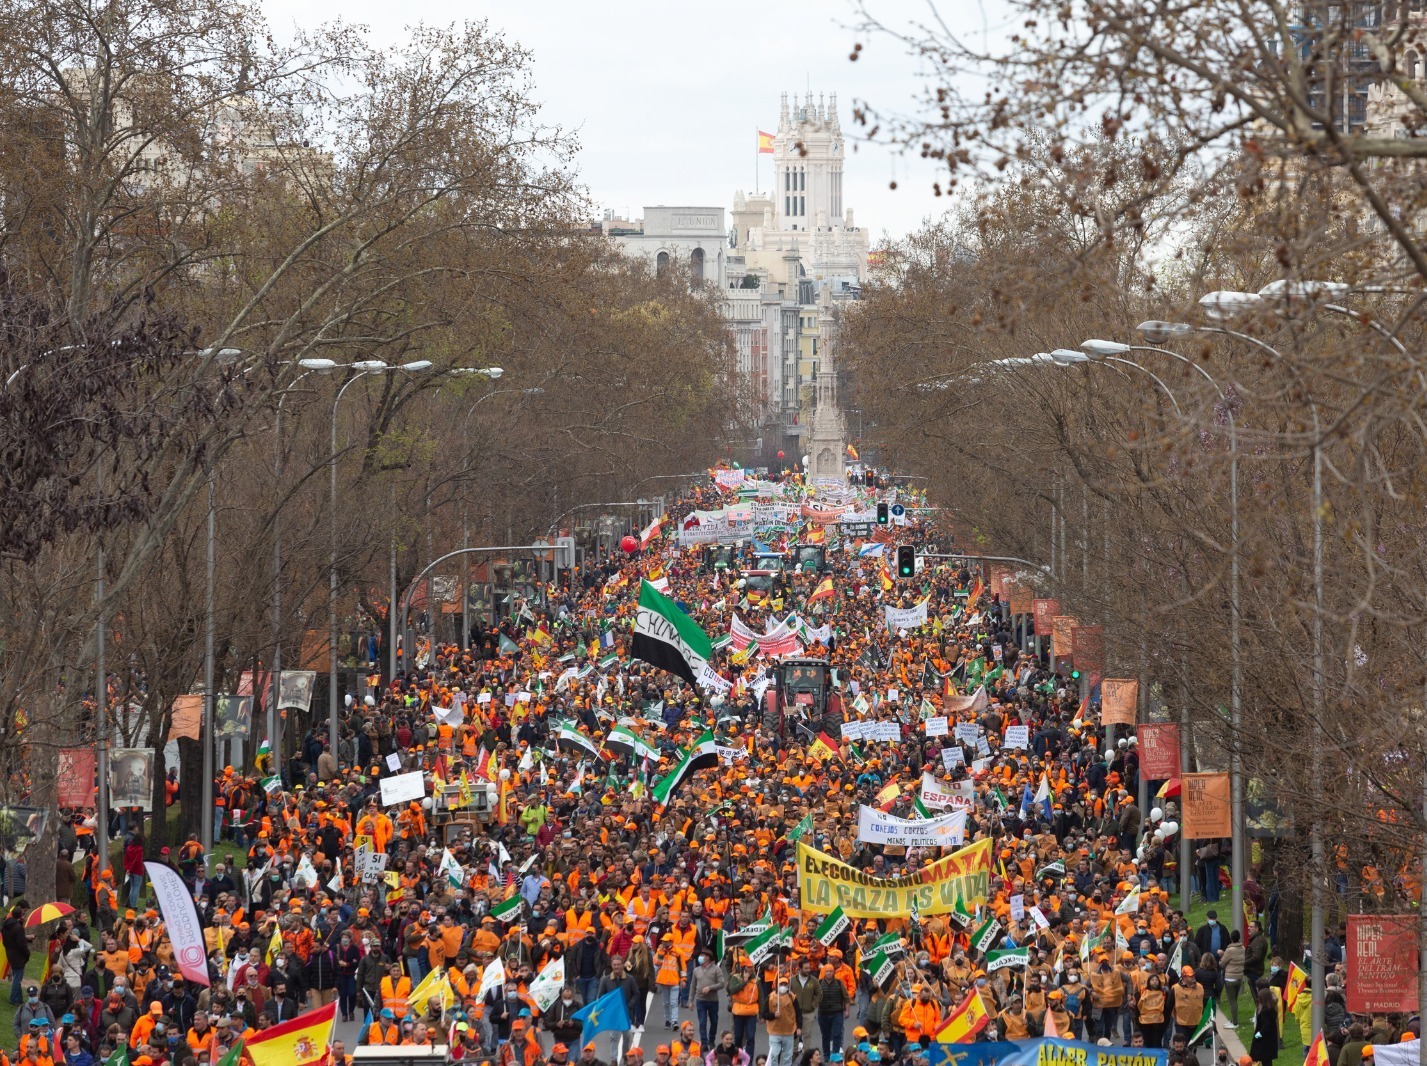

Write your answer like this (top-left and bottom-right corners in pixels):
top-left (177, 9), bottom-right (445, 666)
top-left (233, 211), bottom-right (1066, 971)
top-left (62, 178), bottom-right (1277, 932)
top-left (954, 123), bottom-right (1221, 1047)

top-left (305, 942), bottom-right (338, 1009)
top-left (355, 946), bottom-right (387, 1018)
top-left (543, 986), bottom-right (584, 1047)
top-left (567, 928), bottom-right (609, 1007)
top-left (335, 932), bottom-right (363, 1022)
top-left (3, 903), bottom-right (32, 1005)
top-left (816, 964), bottom-right (847, 1058)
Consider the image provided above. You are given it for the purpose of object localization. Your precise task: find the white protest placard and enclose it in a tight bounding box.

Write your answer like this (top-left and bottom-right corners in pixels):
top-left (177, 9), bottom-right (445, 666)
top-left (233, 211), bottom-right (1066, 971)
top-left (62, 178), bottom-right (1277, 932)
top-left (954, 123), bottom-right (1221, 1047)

top-left (840, 721), bottom-right (867, 742)
top-left (971, 757), bottom-right (993, 774)
top-left (871, 721), bottom-right (901, 742)
top-left (884, 600), bottom-right (929, 632)
top-left (504, 692), bottom-right (517, 707)
top-left (954, 722), bottom-right (981, 746)
top-left (355, 848), bottom-right (389, 883)
top-left (476, 692), bottom-right (492, 704)
top-left (941, 746), bottom-right (965, 771)
top-left (1009, 894), bottom-right (1026, 922)
top-left (852, 695), bottom-right (870, 715)
top-left (378, 770), bottom-right (427, 807)
top-left (385, 753), bottom-right (402, 772)
top-left (857, 806), bottom-right (967, 848)
top-left (976, 735), bottom-right (992, 757)
top-left (924, 716), bottom-right (949, 738)
top-left (887, 688), bottom-right (900, 702)
top-left (1003, 725), bottom-right (1030, 750)
top-left (920, 773), bottom-right (977, 812)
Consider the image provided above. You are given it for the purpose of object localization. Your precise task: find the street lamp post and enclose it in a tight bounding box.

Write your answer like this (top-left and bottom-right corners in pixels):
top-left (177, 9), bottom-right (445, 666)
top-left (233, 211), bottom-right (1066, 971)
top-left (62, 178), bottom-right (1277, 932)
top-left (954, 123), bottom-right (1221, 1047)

top-left (1047, 347), bottom-right (1191, 912)
top-left (269, 359), bottom-right (339, 764)
top-left (328, 360), bottom-right (434, 752)
top-left (1083, 332), bottom-right (1243, 937)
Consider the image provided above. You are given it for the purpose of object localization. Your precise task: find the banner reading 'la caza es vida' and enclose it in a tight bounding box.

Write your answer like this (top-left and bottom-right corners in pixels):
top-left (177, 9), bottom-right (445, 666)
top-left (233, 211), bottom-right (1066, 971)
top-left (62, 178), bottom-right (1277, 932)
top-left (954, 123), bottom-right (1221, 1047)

top-left (798, 836), bottom-right (992, 919)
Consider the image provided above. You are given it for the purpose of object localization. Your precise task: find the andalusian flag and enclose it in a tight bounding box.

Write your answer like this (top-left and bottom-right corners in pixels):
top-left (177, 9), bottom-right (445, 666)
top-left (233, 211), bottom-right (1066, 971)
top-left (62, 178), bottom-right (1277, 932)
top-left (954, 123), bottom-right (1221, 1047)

top-left (633, 580), bottom-right (713, 687)
top-left (243, 1002), bottom-right (336, 1066)
top-left (1188, 999), bottom-right (1216, 1046)
top-left (807, 577), bottom-right (834, 604)
top-left (935, 989), bottom-right (990, 1043)
top-left (651, 730), bottom-right (719, 807)
top-left (787, 812), bottom-right (814, 843)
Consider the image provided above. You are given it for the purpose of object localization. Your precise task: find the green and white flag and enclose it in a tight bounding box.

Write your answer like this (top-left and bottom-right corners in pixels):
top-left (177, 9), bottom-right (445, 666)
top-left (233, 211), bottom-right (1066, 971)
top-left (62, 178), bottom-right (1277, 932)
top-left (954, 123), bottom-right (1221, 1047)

top-left (986, 947), bottom-right (1030, 972)
top-left (490, 894), bottom-right (525, 924)
top-left (947, 900), bottom-right (975, 929)
top-left (865, 948), bottom-right (896, 986)
top-left (556, 722), bottom-right (601, 759)
top-left (633, 579), bottom-right (714, 687)
top-left (1080, 924), bottom-right (1104, 962)
top-left (438, 848), bottom-right (464, 889)
top-left (787, 811), bottom-right (814, 843)
top-left (912, 795), bottom-right (933, 819)
top-left (498, 634), bottom-right (519, 655)
top-left (972, 916), bottom-right (1002, 955)
top-left (815, 906), bottom-right (850, 946)
top-left (606, 723), bottom-right (661, 764)
top-left (1168, 939), bottom-right (1184, 974)
top-left (745, 923), bottom-right (784, 965)
top-left (105, 1047), bottom-right (132, 1066)
top-left (1114, 885), bottom-right (1141, 916)
top-left (712, 929), bottom-right (725, 961)
top-left (1035, 859), bottom-right (1066, 882)
top-left (528, 956), bottom-right (566, 1013)
top-left (1188, 999), bottom-right (1216, 1046)
top-left (712, 633), bottom-right (733, 650)
top-left (873, 931), bottom-right (906, 959)
top-left (215, 1040), bottom-right (244, 1066)
top-left (650, 730), bottom-right (719, 807)
top-left (599, 653), bottom-right (619, 670)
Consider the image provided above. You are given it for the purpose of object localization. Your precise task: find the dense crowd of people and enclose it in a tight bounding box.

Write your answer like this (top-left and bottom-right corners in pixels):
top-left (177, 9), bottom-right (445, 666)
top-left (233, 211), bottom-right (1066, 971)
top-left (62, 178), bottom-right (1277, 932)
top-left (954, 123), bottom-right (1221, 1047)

top-left (5, 472), bottom-right (1402, 1066)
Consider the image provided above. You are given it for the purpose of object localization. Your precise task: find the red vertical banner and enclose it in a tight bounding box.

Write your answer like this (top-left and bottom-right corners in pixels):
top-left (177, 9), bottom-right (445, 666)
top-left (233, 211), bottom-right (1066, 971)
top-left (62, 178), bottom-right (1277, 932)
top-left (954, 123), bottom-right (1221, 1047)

top-left (57, 748), bottom-right (96, 808)
top-left (1070, 625), bottom-right (1106, 686)
top-left (1136, 723), bottom-right (1181, 780)
top-left (1032, 598), bottom-right (1060, 634)
top-left (1346, 915), bottom-right (1419, 1013)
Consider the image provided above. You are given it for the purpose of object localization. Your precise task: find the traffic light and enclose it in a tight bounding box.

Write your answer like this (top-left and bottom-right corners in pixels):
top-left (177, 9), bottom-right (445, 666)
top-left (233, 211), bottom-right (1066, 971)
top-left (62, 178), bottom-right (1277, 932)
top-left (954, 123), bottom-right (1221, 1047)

top-left (876, 502), bottom-right (889, 525)
top-left (1070, 667), bottom-right (1082, 681)
top-left (896, 545), bottom-right (916, 578)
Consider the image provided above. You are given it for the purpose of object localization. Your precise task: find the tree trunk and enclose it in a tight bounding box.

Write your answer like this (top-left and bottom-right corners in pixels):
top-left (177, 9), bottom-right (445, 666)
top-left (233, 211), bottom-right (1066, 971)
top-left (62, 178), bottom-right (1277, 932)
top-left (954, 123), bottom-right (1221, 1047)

top-left (149, 745), bottom-right (170, 852)
top-left (177, 738), bottom-right (203, 840)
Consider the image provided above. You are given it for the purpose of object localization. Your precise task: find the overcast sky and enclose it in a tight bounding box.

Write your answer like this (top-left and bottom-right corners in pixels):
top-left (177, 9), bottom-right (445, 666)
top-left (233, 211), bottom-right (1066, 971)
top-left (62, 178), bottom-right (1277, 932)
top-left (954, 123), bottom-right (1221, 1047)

top-left (259, 0), bottom-right (992, 243)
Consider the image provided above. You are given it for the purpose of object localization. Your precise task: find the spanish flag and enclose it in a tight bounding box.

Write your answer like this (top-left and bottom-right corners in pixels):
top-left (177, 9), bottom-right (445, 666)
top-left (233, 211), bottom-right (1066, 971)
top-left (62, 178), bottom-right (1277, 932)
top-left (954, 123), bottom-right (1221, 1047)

top-left (936, 989), bottom-right (990, 1043)
top-left (757, 129), bottom-right (775, 154)
top-left (808, 733), bottom-right (839, 762)
top-left (846, 443), bottom-right (859, 461)
top-left (808, 577), bottom-right (834, 604)
top-left (245, 1002), bottom-right (336, 1066)
top-left (1305, 1032), bottom-right (1329, 1066)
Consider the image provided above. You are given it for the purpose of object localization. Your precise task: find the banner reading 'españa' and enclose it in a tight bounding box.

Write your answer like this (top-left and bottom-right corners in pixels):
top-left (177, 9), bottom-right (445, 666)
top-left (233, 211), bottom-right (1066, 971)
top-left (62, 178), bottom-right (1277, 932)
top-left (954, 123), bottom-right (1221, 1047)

top-left (798, 837), bottom-right (992, 919)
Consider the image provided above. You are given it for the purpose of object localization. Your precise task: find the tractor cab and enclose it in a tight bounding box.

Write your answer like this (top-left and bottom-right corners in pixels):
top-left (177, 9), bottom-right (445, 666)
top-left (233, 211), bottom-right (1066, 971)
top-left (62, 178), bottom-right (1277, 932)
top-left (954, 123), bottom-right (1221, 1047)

top-left (792, 544), bottom-right (827, 573)
top-left (702, 545), bottom-right (736, 572)
top-left (773, 657), bottom-right (833, 734)
top-left (738, 568), bottom-right (784, 606)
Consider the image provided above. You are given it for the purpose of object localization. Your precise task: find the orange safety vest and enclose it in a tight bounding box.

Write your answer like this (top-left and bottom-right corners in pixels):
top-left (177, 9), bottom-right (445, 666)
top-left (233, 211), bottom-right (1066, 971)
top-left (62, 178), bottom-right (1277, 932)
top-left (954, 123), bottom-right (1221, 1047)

top-left (381, 975), bottom-right (412, 1017)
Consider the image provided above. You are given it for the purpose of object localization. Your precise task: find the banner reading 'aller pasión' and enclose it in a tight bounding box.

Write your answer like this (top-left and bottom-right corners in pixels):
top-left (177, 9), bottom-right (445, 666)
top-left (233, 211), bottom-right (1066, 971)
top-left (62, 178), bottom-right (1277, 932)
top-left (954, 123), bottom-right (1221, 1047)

top-left (798, 837), bottom-right (992, 919)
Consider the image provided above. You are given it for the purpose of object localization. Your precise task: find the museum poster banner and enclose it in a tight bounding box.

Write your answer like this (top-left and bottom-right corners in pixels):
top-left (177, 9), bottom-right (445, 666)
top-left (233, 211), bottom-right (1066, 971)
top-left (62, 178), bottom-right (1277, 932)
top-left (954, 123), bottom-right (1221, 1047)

top-left (1181, 772), bottom-right (1231, 839)
top-left (1136, 723), bottom-right (1180, 781)
top-left (1032, 598), bottom-right (1060, 635)
top-left (1099, 679), bottom-right (1138, 726)
top-left (1347, 914), bottom-right (1418, 1013)
top-left (798, 837), bottom-right (991, 919)
top-left (57, 749), bottom-right (97, 809)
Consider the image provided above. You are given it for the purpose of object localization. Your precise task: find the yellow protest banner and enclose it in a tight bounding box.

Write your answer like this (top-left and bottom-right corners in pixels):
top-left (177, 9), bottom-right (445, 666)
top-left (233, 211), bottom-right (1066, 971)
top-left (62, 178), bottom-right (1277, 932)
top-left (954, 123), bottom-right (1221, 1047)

top-left (798, 837), bottom-right (992, 919)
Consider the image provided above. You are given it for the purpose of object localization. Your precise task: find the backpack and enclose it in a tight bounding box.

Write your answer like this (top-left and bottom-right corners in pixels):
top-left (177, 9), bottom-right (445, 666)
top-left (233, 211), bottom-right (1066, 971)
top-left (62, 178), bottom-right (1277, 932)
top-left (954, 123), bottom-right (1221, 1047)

top-left (1064, 989), bottom-right (1081, 1015)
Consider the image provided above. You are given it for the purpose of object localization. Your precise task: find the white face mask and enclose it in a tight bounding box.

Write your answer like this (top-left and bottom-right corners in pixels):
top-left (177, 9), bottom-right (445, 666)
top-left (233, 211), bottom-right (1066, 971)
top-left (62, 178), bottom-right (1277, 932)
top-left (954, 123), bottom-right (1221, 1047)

top-left (778, 985), bottom-right (789, 995)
